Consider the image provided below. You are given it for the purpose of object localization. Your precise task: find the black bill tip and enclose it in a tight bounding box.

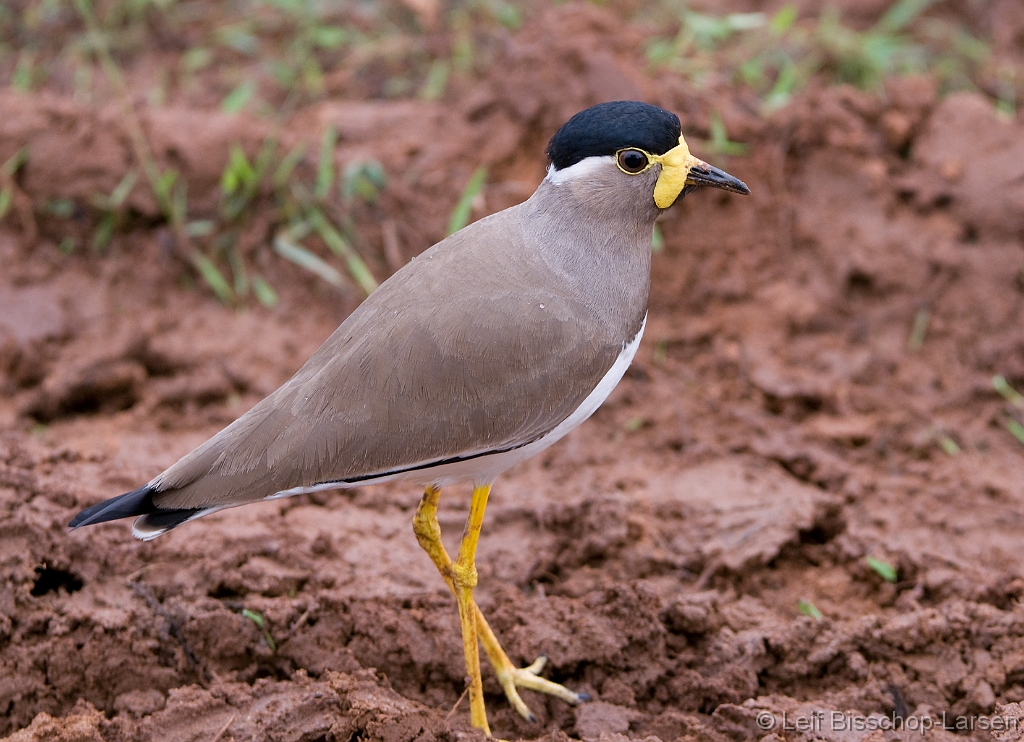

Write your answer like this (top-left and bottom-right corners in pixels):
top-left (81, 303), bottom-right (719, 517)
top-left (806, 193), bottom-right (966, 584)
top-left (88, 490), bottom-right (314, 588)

top-left (686, 164), bottom-right (751, 195)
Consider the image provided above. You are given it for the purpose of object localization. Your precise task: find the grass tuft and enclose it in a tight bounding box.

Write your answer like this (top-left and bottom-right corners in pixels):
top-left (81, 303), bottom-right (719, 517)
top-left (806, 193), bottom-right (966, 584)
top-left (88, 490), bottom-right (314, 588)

top-left (307, 206), bottom-right (378, 295)
top-left (645, 0), bottom-right (1011, 112)
top-left (3, 0), bottom-right (1017, 306)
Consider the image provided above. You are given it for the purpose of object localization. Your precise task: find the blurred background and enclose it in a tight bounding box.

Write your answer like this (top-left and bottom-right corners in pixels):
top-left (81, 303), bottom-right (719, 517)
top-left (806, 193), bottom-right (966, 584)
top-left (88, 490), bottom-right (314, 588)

top-left (2, 1), bottom-right (1024, 740)
top-left (0, 0), bottom-right (1020, 304)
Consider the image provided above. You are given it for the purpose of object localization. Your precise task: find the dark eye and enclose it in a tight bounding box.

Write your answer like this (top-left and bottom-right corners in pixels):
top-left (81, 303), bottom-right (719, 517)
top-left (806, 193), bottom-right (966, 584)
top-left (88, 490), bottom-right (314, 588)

top-left (617, 149), bottom-right (649, 174)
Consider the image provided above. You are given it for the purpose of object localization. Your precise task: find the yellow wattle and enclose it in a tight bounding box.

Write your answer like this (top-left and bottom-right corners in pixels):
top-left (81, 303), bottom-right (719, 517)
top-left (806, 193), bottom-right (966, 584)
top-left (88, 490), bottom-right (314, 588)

top-left (652, 135), bottom-right (694, 209)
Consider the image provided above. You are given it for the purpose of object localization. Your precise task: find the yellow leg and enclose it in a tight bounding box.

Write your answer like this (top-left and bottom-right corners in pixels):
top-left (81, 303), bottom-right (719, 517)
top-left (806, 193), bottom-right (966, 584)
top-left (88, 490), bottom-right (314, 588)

top-left (453, 483), bottom-right (489, 733)
top-left (413, 486), bottom-right (587, 732)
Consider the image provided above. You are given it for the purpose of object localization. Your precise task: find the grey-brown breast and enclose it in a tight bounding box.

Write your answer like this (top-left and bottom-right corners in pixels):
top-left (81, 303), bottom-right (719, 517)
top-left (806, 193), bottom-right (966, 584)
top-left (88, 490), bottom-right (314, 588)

top-left (152, 167), bottom-right (655, 509)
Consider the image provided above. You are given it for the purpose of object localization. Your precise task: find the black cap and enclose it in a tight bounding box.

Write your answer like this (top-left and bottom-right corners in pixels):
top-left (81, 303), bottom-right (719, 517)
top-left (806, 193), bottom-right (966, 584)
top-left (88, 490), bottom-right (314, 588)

top-left (546, 101), bottom-right (682, 171)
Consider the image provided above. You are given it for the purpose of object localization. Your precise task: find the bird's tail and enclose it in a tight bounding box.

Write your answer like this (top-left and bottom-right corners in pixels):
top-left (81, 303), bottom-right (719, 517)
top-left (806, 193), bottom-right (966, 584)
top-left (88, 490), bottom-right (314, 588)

top-left (68, 485), bottom-right (215, 540)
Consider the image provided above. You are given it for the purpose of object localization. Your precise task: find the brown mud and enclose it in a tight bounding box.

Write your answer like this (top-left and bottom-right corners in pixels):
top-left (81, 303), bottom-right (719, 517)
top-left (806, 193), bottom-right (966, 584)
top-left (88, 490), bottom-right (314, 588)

top-left (4, 3), bottom-right (1024, 741)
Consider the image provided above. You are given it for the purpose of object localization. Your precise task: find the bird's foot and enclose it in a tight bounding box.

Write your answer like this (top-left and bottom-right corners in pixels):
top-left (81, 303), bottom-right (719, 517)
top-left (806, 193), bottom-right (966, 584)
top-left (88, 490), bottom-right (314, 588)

top-left (493, 655), bottom-right (589, 723)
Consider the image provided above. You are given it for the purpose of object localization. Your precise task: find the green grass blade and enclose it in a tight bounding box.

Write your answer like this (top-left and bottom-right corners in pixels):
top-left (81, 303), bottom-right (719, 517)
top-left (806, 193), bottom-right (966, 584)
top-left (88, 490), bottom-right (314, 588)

top-left (251, 275), bottom-right (278, 308)
top-left (709, 113), bottom-right (748, 156)
top-left (306, 208), bottom-right (378, 295)
top-left (312, 25), bottom-right (348, 49)
top-left (866, 557), bottom-right (897, 582)
top-left (907, 308), bottom-right (930, 351)
top-left (241, 608), bottom-right (264, 628)
top-left (0, 147), bottom-right (25, 222)
top-left (301, 58), bottom-right (326, 97)
top-left (937, 434), bottom-right (960, 457)
top-left (1005, 418), bottom-right (1024, 447)
top-left (419, 60), bottom-right (450, 101)
top-left (447, 166), bottom-right (487, 236)
top-left (222, 145), bottom-right (253, 195)
top-left (876, 0), bottom-right (934, 34)
top-left (993, 375), bottom-right (1024, 409)
top-left (223, 139), bottom-right (277, 221)
top-left (217, 26), bottom-right (259, 56)
top-left (315, 126), bottom-right (338, 200)
top-left (797, 599), bottom-right (823, 620)
top-left (490, 0), bottom-right (522, 29)
top-left (274, 142), bottom-right (307, 189)
top-left (93, 212), bottom-right (116, 251)
top-left (765, 59), bottom-right (799, 110)
top-left (222, 80), bottom-right (256, 113)
top-left (342, 160), bottom-right (386, 203)
top-left (273, 232), bottom-right (346, 288)
top-left (12, 51), bottom-right (35, 92)
top-left (191, 253), bottom-right (234, 304)
top-left (251, 137), bottom-right (278, 185)
top-left (651, 224), bottom-right (664, 252)
top-left (241, 608), bottom-right (276, 652)
top-left (46, 198), bottom-right (75, 219)
top-left (181, 48), bottom-right (213, 73)
top-left (2, 146), bottom-right (29, 177)
top-left (770, 4), bottom-right (798, 34)
top-left (153, 168), bottom-right (178, 216)
top-left (187, 220), bottom-right (216, 237)
top-left (227, 247), bottom-right (249, 298)
top-left (171, 178), bottom-right (188, 227)
top-left (109, 169), bottom-right (138, 208)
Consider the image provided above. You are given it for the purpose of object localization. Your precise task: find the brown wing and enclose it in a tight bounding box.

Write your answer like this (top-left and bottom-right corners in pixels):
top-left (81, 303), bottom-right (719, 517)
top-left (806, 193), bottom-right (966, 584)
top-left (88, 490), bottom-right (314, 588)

top-left (152, 211), bottom-right (631, 509)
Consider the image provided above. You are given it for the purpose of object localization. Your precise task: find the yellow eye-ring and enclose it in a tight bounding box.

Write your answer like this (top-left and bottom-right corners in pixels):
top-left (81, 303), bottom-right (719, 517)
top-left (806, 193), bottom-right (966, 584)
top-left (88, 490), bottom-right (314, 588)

top-left (616, 148), bottom-right (652, 175)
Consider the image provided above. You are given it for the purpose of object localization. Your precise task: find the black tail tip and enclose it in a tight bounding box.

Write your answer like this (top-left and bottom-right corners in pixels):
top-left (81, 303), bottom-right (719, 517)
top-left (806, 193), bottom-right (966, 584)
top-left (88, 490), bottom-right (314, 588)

top-left (69, 485), bottom-right (157, 528)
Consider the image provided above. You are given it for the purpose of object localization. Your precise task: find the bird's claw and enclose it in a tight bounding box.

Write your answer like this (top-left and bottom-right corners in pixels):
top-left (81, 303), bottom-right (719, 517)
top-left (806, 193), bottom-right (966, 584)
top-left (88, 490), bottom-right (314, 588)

top-left (495, 655), bottom-right (588, 723)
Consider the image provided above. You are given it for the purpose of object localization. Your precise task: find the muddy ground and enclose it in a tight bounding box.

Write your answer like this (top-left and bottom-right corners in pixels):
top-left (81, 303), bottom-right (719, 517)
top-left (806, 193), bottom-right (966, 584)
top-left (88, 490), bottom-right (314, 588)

top-left (3, 2), bottom-right (1024, 741)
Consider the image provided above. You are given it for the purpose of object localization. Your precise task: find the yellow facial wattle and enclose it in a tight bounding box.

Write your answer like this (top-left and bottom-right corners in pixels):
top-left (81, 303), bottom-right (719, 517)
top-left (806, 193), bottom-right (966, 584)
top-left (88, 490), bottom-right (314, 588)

top-left (651, 135), bottom-right (699, 209)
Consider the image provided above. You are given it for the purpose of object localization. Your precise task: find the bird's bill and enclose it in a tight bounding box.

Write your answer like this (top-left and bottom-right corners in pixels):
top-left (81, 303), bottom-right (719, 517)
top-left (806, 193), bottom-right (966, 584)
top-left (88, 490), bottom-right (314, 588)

top-left (652, 135), bottom-right (751, 208)
top-left (684, 161), bottom-right (751, 195)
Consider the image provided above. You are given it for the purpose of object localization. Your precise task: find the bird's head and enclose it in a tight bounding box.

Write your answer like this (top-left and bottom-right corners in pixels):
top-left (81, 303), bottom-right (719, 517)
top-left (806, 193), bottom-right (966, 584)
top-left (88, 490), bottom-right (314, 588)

top-left (545, 101), bottom-right (750, 211)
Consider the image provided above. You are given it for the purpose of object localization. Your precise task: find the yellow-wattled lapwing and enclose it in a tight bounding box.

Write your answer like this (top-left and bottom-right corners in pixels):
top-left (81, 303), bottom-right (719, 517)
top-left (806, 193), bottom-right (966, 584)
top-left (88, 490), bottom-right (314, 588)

top-left (70, 100), bottom-right (749, 735)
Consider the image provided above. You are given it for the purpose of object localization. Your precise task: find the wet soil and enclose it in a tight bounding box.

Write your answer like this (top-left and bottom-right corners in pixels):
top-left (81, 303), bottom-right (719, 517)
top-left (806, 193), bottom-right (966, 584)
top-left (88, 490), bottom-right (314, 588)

top-left (3, 4), bottom-right (1024, 741)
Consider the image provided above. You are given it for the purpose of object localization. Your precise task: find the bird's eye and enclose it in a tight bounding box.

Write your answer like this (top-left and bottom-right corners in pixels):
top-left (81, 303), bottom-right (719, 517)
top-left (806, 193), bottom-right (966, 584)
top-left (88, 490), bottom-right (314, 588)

top-left (617, 149), bottom-right (649, 174)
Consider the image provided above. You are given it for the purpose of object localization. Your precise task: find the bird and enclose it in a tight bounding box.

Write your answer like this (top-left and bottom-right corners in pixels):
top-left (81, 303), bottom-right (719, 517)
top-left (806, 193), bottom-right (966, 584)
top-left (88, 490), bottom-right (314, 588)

top-left (69, 100), bottom-right (750, 736)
